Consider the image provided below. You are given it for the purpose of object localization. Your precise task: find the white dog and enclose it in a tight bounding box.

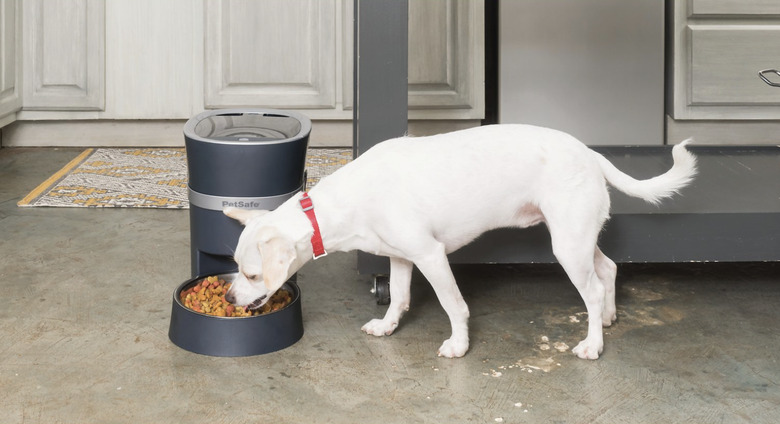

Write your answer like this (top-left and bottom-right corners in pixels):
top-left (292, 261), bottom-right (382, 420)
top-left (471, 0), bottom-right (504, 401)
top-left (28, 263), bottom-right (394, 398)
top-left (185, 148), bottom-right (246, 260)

top-left (224, 125), bottom-right (696, 360)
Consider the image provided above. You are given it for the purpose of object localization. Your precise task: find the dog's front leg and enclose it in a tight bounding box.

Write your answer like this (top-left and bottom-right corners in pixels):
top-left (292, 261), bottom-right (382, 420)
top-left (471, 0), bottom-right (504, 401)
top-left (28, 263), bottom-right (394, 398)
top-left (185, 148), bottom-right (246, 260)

top-left (414, 245), bottom-right (470, 358)
top-left (361, 257), bottom-right (413, 336)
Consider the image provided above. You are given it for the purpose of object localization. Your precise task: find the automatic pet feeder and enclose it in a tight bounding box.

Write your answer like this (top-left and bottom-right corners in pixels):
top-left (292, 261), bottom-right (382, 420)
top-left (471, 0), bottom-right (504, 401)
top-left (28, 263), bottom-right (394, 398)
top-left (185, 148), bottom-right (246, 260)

top-left (169, 109), bottom-right (310, 356)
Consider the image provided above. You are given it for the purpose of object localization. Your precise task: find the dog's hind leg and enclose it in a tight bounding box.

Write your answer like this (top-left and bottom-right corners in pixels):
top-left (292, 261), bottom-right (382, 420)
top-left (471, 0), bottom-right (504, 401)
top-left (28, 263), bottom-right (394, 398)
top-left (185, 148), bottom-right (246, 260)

top-left (412, 243), bottom-right (470, 358)
top-left (594, 247), bottom-right (617, 327)
top-left (548, 223), bottom-right (606, 360)
top-left (362, 257), bottom-right (413, 336)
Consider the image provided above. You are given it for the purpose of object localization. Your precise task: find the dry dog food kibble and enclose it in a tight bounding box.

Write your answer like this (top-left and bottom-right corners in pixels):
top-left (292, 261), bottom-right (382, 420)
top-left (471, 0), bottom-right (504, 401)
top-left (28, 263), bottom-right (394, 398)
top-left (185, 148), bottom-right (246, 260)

top-left (180, 275), bottom-right (292, 317)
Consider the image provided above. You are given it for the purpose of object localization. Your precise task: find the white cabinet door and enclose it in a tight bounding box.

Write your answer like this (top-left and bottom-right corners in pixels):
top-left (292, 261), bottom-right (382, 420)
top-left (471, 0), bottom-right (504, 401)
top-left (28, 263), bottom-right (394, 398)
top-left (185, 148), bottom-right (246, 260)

top-left (104, 0), bottom-right (203, 119)
top-left (22, 0), bottom-right (104, 110)
top-left (668, 1), bottom-right (780, 120)
top-left (205, 0), bottom-right (484, 120)
top-left (0, 0), bottom-right (21, 125)
top-left (407, 0), bottom-right (484, 119)
top-left (6, 0), bottom-right (485, 147)
top-left (204, 0), bottom-right (337, 110)
top-left (690, 26), bottom-right (780, 106)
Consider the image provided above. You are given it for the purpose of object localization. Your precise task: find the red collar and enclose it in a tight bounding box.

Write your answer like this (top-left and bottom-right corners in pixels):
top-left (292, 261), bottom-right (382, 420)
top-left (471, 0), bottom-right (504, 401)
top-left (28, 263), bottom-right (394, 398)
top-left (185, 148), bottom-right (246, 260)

top-left (299, 192), bottom-right (327, 260)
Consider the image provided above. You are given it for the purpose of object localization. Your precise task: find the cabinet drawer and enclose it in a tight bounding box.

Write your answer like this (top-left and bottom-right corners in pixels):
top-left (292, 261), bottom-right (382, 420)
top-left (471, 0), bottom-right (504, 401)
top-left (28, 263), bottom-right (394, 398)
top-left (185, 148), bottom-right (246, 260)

top-left (690, 26), bottom-right (780, 105)
top-left (692, 0), bottom-right (780, 16)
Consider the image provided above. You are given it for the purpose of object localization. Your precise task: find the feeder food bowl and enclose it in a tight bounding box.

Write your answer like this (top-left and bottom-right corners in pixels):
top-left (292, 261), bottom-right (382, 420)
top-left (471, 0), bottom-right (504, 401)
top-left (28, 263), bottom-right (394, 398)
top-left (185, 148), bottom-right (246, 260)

top-left (169, 272), bottom-right (303, 357)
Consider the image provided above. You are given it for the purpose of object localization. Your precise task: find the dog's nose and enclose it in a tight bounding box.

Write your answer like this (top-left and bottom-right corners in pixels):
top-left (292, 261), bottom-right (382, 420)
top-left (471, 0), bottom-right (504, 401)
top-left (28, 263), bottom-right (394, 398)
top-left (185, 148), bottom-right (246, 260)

top-left (224, 290), bottom-right (236, 304)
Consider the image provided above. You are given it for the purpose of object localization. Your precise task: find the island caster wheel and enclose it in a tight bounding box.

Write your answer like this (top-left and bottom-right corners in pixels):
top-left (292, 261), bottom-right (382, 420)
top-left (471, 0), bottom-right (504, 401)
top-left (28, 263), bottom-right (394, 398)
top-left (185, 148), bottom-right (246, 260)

top-left (373, 275), bottom-right (390, 305)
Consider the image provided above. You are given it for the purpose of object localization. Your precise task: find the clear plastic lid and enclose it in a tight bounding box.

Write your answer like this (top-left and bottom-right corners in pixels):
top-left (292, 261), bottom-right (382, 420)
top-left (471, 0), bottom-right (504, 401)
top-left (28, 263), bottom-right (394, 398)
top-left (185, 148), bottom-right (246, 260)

top-left (193, 112), bottom-right (303, 142)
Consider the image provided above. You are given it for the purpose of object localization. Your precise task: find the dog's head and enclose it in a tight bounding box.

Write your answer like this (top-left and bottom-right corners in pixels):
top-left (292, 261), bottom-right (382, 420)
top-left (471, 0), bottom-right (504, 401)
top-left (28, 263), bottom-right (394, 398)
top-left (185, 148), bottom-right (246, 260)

top-left (223, 207), bottom-right (311, 310)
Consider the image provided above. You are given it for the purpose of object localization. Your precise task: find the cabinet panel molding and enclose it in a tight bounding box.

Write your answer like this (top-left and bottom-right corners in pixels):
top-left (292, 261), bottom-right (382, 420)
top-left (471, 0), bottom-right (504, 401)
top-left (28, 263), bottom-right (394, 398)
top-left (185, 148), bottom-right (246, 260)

top-left (690, 25), bottom-right (780, 105)
top-left (691, 0), bottom-right (780, 16)
top-left (668, 1), bottom-right (780, 119)
top-left (204, 0), bottom-right (337, 109)
top-left (0, 0), bottom-right (21, 121)
top-left (22, 0), bottom-right (105, 110)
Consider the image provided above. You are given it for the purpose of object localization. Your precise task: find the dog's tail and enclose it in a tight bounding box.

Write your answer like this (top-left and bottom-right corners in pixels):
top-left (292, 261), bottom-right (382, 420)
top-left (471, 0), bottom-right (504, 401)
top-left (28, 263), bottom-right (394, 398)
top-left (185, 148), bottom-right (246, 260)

top-left (594, 140), bottom-right (698, 205)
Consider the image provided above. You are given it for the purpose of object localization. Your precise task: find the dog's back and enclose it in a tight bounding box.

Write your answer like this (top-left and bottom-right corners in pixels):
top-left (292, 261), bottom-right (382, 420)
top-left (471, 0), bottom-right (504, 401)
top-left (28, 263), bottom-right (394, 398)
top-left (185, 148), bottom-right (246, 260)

top-left (313, 124), bottom-right (610, 252)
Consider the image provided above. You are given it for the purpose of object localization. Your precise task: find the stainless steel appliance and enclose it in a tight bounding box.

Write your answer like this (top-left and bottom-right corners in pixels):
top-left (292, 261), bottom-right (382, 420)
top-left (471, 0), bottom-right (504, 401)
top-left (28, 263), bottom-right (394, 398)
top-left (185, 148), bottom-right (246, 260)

top-left (499, 0), bottom-right (665, 145)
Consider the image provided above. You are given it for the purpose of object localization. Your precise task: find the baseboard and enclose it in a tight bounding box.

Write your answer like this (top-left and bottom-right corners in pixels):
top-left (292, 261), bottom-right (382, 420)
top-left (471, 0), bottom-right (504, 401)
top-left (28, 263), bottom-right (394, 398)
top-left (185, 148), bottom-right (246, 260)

top-left (1, 119), bottom-right (481, 148)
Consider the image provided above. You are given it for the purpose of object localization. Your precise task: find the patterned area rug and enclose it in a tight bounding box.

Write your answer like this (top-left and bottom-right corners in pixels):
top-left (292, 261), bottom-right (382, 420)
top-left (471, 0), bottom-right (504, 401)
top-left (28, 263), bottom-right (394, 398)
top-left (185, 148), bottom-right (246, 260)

top-left (18, 147), bottom-right (352, 208)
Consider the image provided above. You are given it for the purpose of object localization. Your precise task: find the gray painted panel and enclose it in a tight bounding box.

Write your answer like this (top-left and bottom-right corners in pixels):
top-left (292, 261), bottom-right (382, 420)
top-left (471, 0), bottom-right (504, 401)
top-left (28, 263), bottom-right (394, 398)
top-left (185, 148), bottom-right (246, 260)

top-left (353, 0), bottom-right (408, 274)
top-left (353, 0), bottom-right (408, 156)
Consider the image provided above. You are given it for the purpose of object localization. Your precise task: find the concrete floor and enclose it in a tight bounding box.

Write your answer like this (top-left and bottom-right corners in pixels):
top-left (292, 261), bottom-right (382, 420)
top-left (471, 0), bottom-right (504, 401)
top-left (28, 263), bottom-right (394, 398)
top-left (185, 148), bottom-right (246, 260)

top-left (1, 147), bottom-right (779, 423)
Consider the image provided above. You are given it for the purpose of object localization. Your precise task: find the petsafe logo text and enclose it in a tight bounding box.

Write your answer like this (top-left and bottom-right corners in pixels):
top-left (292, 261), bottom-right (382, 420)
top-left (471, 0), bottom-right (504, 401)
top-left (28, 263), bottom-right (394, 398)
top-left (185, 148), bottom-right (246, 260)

top-left (222, 200), bottom-right (262, 208)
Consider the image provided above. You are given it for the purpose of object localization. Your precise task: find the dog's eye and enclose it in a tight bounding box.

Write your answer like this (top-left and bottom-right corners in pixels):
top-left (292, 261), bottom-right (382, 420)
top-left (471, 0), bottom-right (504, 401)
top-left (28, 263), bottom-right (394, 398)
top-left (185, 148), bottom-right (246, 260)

top-left (246, 274), bottom-right (259, 281)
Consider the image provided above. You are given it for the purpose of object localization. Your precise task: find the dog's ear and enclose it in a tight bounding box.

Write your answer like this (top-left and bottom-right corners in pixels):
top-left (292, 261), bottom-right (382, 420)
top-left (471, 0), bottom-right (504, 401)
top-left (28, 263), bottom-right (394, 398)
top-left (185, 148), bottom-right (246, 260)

top-left (223, 208), bottom-right (269, 226)
top-left (259, 237), bottom-right (297, 292)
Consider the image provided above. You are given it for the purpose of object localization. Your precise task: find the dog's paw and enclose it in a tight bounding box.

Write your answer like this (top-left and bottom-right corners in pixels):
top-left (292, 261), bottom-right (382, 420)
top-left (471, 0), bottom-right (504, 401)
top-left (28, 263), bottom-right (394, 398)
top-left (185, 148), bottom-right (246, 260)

top-left (437, 338), bottom-right (469, 358)
top-left (572, 339), bottom-right (602, 360)
top-left (361, 319), bottom-right (397, 336)
top-left (602, 311), bottom-right (617, 328)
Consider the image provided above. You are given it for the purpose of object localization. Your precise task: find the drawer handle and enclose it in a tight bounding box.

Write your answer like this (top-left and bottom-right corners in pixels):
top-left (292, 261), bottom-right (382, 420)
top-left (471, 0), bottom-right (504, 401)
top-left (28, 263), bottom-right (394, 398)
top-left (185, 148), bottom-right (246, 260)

top-left (759, 69), bottom-right (780, 87)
